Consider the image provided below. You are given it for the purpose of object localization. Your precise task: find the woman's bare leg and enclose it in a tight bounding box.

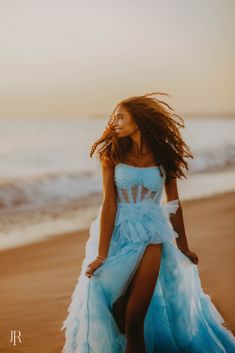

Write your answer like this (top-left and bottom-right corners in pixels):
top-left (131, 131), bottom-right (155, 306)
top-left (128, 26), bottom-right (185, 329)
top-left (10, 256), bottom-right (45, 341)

top-left (125, 243), bottom-right (162, 353)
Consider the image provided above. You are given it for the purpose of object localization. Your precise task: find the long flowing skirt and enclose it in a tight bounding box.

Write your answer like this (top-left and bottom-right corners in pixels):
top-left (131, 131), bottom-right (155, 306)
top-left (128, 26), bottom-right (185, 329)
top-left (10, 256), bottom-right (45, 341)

top-left (60, 199), bottom-right (235, 353)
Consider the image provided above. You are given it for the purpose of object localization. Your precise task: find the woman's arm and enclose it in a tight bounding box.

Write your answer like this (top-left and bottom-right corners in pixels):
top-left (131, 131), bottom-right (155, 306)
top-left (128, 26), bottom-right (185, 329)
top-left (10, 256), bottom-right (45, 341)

top-left (97, 162), bottom-right (118, 258)
top-left (165, 177), bottom-right (199, 264)
top-left (85, 162), bottom-right (117, 277)
top-left (164, 177), bottom-right (189, 251)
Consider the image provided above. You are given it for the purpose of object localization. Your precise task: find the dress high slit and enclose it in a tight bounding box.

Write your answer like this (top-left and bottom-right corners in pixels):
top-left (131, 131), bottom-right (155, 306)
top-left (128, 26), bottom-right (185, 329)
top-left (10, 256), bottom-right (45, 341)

top-left (61, 163), bottom-right (235, 353)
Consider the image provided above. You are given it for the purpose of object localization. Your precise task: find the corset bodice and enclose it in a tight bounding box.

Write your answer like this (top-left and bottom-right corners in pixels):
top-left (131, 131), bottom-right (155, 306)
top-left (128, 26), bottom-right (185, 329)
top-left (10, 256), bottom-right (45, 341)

top-left (114, 163), bottom-right (166, 204)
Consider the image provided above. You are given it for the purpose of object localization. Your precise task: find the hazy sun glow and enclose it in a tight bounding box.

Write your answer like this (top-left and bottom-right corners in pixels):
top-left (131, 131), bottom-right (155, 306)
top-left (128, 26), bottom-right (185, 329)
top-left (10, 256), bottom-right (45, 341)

top-left (0, 0), bottom-right (234, 118)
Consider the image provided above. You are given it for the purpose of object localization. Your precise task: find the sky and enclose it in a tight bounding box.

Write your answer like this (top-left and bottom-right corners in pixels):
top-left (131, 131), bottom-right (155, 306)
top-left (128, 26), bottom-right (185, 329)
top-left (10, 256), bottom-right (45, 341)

top-left (0, 0), bottom-right (234, 119)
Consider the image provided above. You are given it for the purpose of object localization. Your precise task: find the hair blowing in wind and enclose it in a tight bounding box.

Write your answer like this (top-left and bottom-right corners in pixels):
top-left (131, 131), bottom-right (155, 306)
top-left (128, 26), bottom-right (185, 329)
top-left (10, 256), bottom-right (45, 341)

top-left (90, 92), bottom-right (193, 182)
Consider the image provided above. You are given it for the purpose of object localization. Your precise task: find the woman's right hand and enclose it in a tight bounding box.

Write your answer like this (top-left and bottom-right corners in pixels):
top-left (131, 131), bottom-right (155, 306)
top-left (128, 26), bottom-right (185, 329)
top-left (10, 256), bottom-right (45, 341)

top-left (180, 247), bottom-right (199, 265)
top-left (85, 257), bottom-right (105, 278)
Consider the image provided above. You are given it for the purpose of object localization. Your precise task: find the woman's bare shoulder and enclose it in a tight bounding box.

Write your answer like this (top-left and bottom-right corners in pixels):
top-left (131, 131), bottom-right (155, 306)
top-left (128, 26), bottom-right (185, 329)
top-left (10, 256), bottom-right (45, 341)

top-left (100, 160), bottom-right (118, 169)
top-left (100, 161), bottom-right (117, 205)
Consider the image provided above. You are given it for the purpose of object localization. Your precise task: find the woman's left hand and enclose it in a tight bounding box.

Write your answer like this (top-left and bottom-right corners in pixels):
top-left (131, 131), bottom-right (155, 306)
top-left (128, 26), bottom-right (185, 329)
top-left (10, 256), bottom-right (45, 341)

top-left (85, 257), bottom-right (105, 278)
top-left (179, 248), bottom-right (199, 264)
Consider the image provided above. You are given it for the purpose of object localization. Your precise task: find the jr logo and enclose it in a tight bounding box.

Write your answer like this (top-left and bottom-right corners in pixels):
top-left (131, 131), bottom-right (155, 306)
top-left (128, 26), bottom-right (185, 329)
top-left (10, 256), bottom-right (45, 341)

top-left (10, 330), bottom-right (22, 346)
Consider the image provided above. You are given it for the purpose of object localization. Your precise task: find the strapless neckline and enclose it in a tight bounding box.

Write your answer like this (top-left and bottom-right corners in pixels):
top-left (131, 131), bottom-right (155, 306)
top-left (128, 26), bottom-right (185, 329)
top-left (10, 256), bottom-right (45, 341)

top-left (116, 162), bottom-right (161, 170)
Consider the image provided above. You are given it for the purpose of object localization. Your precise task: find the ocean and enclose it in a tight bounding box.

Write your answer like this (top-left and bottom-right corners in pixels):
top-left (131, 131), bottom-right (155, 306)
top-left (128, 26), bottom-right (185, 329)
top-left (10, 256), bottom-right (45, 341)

top-left (0, 116), bottom-right (235, 250)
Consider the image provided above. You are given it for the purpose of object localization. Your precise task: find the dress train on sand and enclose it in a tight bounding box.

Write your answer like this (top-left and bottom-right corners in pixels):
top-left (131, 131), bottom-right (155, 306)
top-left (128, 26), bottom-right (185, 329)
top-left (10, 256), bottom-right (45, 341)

top-left (61, 163), bottom-right (235, 353)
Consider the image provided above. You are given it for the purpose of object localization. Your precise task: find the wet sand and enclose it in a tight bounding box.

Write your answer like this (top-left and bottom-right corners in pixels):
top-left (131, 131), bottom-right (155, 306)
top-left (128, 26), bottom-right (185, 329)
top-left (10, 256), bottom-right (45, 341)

top-left (0, 191), bottom-right (234, 353)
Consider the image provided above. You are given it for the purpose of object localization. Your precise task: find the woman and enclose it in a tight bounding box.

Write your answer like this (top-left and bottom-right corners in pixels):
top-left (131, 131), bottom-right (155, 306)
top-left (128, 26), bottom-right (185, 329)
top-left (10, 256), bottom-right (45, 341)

top-left (61, 92), bottom-right (235, 353)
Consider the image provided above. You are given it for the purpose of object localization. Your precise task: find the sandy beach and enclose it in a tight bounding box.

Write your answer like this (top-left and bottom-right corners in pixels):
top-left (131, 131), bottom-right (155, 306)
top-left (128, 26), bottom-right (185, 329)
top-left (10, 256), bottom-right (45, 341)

top-left (0, 191), bottom-right (235, 353)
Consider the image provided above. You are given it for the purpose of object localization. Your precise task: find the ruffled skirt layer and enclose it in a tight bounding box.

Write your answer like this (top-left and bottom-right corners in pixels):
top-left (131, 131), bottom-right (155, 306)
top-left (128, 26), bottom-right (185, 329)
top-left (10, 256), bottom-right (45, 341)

top-left (61, 199), bottom-right (235, 353)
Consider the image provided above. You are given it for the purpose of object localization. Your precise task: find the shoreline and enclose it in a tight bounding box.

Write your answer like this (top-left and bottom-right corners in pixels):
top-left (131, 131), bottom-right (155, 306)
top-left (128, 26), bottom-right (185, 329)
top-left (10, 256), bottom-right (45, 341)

top-left (1, 188), bottom-right (235, 253)
top-left (0, 191), bottom-right (234, 352)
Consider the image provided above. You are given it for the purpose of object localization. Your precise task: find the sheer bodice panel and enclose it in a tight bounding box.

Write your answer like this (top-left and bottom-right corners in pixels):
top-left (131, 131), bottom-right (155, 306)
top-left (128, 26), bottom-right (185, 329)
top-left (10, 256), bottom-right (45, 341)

top-left (116, 184), bottom-right (159, 203)
top-left (114, 163), bottom-right (166, 204)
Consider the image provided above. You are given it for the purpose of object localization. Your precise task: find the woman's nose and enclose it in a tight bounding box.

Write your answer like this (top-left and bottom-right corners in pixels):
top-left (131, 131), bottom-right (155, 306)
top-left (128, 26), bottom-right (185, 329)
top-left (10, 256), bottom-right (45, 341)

top-left (114, 122), bottom-right (120, 129)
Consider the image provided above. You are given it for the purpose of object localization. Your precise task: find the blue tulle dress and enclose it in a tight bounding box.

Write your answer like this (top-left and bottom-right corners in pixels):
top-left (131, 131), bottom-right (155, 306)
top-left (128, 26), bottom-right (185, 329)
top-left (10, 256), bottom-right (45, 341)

top-left (61, 163), bottom-right (235, 353)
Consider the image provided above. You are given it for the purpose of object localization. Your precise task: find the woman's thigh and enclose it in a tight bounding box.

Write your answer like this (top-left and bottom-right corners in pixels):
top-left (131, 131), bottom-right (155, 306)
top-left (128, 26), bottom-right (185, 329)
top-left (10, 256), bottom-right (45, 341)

top-left (125, 243), bottom-right (163, 326)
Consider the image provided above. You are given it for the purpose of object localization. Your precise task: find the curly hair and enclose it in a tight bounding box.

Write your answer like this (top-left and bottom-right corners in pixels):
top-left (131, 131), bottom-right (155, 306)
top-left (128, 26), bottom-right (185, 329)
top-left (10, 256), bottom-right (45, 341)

top-left (90, 92), bottom-right (193, 182)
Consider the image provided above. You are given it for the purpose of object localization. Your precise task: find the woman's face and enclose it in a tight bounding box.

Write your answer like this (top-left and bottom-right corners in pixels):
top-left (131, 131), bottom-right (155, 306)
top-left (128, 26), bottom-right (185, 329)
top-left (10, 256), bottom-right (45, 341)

top-left (113, 105), bottom-right (138, 138)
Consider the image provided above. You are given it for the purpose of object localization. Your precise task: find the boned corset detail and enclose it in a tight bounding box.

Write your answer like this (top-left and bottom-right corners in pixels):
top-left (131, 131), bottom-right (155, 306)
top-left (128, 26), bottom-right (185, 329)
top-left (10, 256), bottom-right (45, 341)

top-left (116, 183), bottom-right (162, 204)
